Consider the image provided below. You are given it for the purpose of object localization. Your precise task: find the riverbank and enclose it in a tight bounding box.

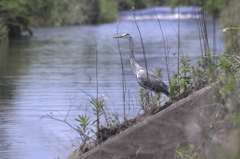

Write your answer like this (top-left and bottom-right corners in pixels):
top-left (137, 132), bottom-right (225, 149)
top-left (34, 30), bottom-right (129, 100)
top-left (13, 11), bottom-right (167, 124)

top-left (68, 83), bottom-right (240, 159)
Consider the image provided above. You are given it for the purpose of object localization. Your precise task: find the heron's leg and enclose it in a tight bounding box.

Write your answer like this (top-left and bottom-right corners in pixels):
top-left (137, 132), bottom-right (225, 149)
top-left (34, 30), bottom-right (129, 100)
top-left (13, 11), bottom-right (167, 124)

top-left (155, 92), bottom-right (161, 107)
top-left (139, 89), bottom-right (152, 113)
top-left (144, 89), bottom-right (150, 106)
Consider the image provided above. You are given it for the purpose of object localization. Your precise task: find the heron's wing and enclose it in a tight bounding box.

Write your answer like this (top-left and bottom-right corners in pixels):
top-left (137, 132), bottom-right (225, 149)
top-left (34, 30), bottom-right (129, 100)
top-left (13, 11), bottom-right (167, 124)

top-left (136, 69), bottom-right (169, 95)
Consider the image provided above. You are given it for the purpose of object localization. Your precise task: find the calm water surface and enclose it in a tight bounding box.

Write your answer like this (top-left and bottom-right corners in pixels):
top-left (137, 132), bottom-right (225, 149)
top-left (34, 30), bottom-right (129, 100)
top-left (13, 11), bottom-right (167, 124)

top-left (0, 7), bottom-right (224, 159)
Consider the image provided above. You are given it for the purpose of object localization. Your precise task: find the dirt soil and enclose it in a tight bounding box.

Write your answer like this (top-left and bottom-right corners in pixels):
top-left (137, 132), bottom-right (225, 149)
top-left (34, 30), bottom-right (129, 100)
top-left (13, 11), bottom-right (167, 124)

top-left (68, 85), bottom-right (240, 159)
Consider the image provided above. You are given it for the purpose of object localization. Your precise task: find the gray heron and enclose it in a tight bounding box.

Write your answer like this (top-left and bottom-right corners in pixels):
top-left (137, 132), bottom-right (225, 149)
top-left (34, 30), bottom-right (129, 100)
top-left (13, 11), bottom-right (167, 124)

top-left (114, 33), bottom-right (170, 96)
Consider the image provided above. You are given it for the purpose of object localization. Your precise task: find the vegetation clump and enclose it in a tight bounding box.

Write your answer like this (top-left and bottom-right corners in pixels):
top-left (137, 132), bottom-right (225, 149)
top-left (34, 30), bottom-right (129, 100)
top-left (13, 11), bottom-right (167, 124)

top-left (0, 0), bottom-right (233, 40)
top-left (0, 0), bottom-right (118, 39)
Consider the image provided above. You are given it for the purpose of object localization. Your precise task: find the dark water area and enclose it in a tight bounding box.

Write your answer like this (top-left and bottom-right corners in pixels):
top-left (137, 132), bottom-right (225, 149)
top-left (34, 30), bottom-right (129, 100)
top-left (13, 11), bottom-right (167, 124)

top-left (0, 7), bottom-right (224, 159)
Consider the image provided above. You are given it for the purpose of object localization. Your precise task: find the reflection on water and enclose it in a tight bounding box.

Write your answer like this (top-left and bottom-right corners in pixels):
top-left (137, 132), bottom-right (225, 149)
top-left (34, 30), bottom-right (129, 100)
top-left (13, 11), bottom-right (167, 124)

top-left (0, 7), bottom-right (224, 159)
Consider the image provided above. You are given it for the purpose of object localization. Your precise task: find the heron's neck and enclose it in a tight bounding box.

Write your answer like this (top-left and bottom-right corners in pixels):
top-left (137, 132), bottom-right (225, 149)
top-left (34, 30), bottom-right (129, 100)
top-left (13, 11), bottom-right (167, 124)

top-left (129, 37), bottom-right (134, 58)
top-left (129, 37), bottom-right (142, 76)
top-left (130, 56), bottom-right (140, 76)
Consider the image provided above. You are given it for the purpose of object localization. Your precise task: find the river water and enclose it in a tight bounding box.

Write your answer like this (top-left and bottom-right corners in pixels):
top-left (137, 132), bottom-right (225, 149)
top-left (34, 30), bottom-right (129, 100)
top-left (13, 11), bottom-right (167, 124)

top-left (0, 7), bottom-right (224, 159)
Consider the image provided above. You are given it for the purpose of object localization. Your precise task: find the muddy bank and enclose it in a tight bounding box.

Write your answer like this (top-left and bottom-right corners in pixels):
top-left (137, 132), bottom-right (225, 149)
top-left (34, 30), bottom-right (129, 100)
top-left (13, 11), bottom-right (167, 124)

top-left (68, 85), bottom-right (239, 159)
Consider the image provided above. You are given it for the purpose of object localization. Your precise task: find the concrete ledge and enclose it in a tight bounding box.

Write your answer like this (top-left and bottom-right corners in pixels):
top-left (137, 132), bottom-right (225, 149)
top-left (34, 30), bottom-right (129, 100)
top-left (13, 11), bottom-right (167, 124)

top-left (69, 85), bottom-right (221, 159)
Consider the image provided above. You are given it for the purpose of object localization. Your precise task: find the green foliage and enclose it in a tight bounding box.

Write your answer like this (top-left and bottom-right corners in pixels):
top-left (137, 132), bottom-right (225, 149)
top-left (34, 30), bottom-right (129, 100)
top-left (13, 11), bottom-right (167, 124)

top-left (0, 0), bottom-right (27, 6)
top-left (0, 18), bottom-right (8, 40)
top-left (176, 147), bottom-right (191, 159)
top-left (0, 0), bottom-right (29, 38)
top-left (169, 55), bottom-right (193, 97)
top-left (212, 53), bottom-right (239, 110)
top-left (104, 112), bottom-right (121, 129)
top-left (203, 51), bottom-right (218, 84)
top-left (75, 115), bottom-right (92, 133)
top-left (97, 0), bottom-right (118, 23)
top-left (217, 56), bottom-right (238, 75)
top-left (118, 0), bottom-right (148, 10)
top-left (175, 144), bottom-right (197, 159)
top-left (75, 114), bottom-right (93, 144)
top-left (91, 97), bottom-right (104, 116)
top-left (0, 0), bottom-right (233, 39)
top-left (153, 67), bottom-right (163, 79)
top-left (191, 62), bottom-right (208, 88)
top-left (169, 0), bottom-right (193, 8)
top-left (208, 46), bottom-right (240, 157)
top-left (204, 0), bottom-right (228, 16)
top-left (90, 96), bottom-right (105, 132)
top-left (169, 46), bottom-right (239, 102)
top-left (29, 0), bottom-right (72, 26)
top-left (118, 0), bottom-right (170, 10)
top-left (0, 0), bottom-right (119, 38)
top-left (72, 95), bottom-right (106, 146)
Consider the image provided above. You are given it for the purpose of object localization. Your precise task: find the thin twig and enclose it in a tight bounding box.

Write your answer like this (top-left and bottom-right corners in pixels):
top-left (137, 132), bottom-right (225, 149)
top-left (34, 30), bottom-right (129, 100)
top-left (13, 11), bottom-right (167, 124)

top-left (115, 21), bottom-right (127, 121)
top-left (94, 41), bottom-right (100, 133)
top-left (64, 98), bottom-right (74, 121)
top-left (177, 3), bottom-right (181, 75)
top-left (42, 114), bottom-right (94, 141)
top-left (131, 8), bottom-right (149, 80)
top-left (152, 7), bottom-right (171, 84)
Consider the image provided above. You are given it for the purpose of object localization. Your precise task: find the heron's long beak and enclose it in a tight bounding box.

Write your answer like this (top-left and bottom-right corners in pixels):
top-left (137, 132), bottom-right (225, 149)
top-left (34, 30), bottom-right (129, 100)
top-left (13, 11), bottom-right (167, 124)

top-left (113, 35), bottom-right (124, 38)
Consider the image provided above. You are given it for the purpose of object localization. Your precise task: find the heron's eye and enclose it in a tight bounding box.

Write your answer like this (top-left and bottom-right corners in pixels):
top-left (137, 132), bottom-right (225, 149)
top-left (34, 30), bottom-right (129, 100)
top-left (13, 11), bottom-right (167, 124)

top-left (122, 33), bottom-right (129, 36)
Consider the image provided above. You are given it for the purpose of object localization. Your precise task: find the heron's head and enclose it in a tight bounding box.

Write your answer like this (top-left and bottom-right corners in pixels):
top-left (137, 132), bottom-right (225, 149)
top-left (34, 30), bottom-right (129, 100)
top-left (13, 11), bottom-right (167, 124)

top-left (113, 33), bottom-right (131, 40)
